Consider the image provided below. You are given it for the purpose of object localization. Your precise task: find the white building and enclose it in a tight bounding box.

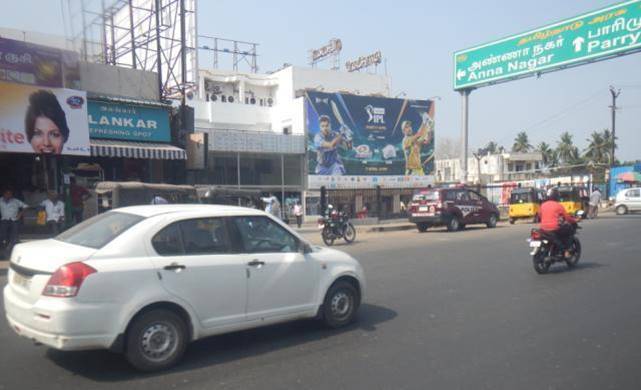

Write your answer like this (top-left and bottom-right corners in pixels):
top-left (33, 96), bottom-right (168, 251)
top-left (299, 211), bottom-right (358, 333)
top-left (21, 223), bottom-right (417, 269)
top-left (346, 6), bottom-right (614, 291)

top-left (189, 65), bottom-right (391, 215)
top-left (436, 152), bottom-right (544, 184)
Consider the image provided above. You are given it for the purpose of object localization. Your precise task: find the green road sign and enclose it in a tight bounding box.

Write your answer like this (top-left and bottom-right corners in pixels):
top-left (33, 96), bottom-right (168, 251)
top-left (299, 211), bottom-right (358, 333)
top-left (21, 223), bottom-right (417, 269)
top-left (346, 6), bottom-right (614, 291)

top-left (454, 0), bottom-right (641, 90)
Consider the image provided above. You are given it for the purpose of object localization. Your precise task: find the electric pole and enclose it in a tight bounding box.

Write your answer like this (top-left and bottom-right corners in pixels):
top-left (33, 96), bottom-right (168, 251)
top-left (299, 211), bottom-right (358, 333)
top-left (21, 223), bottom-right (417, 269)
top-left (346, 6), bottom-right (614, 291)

top-left (609, 85), bottom-right (620, 167)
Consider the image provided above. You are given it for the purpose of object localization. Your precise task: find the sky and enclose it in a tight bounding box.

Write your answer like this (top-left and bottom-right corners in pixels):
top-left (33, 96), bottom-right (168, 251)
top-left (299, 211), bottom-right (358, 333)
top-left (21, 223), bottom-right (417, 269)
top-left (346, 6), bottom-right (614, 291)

top-left (3, 0), bottom-right (640, 161)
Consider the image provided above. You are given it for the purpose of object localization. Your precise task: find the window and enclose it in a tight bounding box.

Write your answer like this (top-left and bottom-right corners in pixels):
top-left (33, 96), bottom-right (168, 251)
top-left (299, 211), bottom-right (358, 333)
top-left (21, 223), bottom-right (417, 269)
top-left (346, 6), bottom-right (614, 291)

top-left (152, 218), bottom-right (232, 256)
top-left (180, 218), bottom-right (232, 255)
top-left (152, 223), bottom-right (183, 256)
top-left (232, 216), bottom-right (298, 253)
top-left (468, 191), bottom-right (481, 201)
top-left (56, 212), bottom-right (144, 249)
top-left (456, 190), bottom-right (469, 201)
top-left (627, 189), bottom-right (640, 198)
top-left (413, 191), bottom-right (439, 202)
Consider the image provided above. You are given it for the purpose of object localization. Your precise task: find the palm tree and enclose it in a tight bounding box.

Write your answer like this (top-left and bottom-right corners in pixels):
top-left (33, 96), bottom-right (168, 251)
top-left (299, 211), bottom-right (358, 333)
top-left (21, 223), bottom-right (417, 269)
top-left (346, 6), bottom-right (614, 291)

top-left (584, 131), bottom-right (608, 166)
top-left (556, 132), bottom-right (580, 166)
top-left (484, 141), bottom-right (500, 154)
top-left (602, 129), bottom-right (617, 164)
top-left (512, 131), bottom-right (532, 153)
top-left (537, 141), bottom-right (557, 167)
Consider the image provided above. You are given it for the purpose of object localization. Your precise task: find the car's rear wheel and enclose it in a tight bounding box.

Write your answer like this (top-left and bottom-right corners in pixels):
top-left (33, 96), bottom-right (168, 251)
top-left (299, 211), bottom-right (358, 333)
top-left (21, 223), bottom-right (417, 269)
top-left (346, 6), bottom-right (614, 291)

top-left (417, 222), bottom-right (430, 232)
top-left (486, 214), bottom-right (498, 228)
top-left (616, 205), bottom-right (628, 215)
top-left (125, 309), bottom-right (188, 372)
top-left (447, 216), bottom-right (461, 232)
top-left (322, 281), bottom-right (359, 328)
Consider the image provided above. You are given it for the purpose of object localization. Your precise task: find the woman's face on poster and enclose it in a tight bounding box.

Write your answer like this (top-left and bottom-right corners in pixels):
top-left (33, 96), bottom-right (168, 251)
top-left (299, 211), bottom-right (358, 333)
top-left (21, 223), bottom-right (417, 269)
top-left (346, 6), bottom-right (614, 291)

top-left (31, 116), bottom-right (64, 154)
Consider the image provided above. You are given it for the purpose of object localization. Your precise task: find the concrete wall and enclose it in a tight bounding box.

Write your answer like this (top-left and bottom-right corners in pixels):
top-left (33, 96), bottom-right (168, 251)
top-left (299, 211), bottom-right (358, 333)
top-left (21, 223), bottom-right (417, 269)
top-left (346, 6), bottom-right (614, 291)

top-left (291, 67), bottom-right (390, 97)
top-left (79, 62), bottom-right (159, 100)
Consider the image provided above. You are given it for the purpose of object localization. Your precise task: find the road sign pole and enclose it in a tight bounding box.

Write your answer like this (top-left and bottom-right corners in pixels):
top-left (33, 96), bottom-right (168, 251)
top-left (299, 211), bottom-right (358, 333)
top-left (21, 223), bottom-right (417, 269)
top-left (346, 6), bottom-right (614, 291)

top-left (460, 89), bottom-right (471, 184)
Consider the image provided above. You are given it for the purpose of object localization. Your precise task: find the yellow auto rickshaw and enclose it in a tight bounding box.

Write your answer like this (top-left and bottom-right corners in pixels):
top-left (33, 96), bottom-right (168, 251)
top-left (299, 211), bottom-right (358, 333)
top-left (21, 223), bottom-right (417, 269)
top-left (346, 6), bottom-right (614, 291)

top-left (557, 186), bottom-right (589, 218)
top-left (508, 187), bottom-right (546, 224)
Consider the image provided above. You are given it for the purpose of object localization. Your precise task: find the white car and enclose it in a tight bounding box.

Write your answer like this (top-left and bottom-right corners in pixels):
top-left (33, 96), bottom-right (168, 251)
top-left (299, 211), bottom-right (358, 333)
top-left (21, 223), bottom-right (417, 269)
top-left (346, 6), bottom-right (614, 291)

top-left (614, 187), bottom-right (641, 215)
top-left (3, 205), bottom-right (365, 371)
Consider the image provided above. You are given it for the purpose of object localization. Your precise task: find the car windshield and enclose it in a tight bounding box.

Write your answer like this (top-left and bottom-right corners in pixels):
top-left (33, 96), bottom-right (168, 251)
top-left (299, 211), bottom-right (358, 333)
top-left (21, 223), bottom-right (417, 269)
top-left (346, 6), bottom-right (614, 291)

top-left (413, 191), bottom-right (439, 201)
top-left (56, 212), bottom-right (144, 249)
top-left (511, 192), bottom-right (533, 203)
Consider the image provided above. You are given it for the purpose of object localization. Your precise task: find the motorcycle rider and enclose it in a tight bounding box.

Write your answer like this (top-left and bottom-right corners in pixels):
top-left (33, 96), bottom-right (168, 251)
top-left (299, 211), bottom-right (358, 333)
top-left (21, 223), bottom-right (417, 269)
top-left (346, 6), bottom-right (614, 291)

top-left (539, 187), bottom-right (577, 258)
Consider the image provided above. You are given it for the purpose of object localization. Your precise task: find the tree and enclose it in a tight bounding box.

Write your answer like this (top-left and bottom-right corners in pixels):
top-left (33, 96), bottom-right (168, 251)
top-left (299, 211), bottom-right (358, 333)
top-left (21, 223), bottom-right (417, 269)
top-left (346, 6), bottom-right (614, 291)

top-left (602, 129), bottom-right (617, 165)
top-left (512, 131), bottom-right (532, 153)
top-left (537, 141), bottom-right (557, 167)
top-left (484, 141), bottom-right (500, 154)
top-left (556, 132), bottom-right (580, 166)
top-left (584, 130), bottom-right (608, 166)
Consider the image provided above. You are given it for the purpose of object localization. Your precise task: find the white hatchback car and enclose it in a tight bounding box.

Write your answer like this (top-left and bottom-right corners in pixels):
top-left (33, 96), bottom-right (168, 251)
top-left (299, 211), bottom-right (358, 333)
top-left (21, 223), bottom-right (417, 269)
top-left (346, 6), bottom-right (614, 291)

top-left (3, 205), bottom-right (365, 371)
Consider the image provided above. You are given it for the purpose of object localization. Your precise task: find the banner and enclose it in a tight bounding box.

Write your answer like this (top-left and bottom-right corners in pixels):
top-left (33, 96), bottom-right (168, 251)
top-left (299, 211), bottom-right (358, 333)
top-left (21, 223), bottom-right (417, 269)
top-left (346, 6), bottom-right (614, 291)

top-left (0, 37), bottom-right (80, 89)
top-left (306, 91), bottom-right (435, 189)
top-left (88, 100), bottom-right (171, 142)
top-left (0, 81), bottom-right (90, 155)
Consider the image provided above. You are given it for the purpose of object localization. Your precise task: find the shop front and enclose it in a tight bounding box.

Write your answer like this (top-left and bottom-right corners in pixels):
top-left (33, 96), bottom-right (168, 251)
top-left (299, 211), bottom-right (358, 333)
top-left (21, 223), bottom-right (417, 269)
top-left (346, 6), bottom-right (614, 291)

top-left (80, 97), bottom-right (186, 185)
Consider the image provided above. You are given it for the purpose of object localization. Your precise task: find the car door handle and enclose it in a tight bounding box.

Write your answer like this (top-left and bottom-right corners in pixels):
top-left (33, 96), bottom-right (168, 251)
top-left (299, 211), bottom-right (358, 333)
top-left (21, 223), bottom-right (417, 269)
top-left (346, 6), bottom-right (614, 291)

top-left (247, 259), bottom-right (265, 267)
top-left (163, 263), bottom-right (186, 271)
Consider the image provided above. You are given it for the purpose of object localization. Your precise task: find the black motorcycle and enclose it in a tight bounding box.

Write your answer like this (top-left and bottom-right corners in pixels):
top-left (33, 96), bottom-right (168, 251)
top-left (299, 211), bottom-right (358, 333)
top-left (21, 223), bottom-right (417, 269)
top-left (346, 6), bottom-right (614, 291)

top-left (318, 209), bottom-right (356, 246)
top-left (528, 222), bottom-right (581, 274)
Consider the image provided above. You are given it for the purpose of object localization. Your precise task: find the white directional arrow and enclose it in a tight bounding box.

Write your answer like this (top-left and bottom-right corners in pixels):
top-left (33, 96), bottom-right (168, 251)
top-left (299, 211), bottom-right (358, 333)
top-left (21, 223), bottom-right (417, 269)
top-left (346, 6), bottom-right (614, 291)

top-left (457, 69), bottom-right (466, 81)
top-left (572, 37), bottom-right (585, 52)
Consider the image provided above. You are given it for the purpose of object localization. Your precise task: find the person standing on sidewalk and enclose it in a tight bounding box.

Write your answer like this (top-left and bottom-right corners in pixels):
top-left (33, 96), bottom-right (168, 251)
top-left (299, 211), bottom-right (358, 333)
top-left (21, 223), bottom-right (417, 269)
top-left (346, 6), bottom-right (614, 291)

top-left (40, 191), bottom-right (65, 236)
top-left (588, 188), bottom-right (602, 219)
top-left (0, 189), bottom-right (27, 258)
top-left (293, 201), bottom-right (303, 228)
top-left (70, 177), bottom-right (91, 224)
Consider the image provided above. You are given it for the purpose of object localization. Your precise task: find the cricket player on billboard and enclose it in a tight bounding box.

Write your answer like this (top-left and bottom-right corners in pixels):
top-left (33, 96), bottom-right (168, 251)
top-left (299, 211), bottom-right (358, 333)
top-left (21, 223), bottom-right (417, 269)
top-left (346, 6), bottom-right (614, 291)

top-left (313, 114), bottom-right (353, 175)
top-left (402, 104), bottom-right (435, 175)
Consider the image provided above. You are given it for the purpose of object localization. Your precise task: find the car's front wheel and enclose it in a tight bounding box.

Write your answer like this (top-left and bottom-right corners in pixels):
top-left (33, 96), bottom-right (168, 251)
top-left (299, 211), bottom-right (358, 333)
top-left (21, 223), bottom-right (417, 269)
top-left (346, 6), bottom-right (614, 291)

top-left (616, 205), bottom-right (628, 215)
top-left (125, 309), bottom-right (188, 372)
top-left (322, 281), bottom-right (359, 328)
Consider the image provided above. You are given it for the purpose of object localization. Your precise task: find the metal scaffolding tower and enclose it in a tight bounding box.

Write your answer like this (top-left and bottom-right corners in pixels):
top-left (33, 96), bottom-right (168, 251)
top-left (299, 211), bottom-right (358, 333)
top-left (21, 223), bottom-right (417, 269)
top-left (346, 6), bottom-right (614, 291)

top-left (198, 36), bottom-right (259, 73)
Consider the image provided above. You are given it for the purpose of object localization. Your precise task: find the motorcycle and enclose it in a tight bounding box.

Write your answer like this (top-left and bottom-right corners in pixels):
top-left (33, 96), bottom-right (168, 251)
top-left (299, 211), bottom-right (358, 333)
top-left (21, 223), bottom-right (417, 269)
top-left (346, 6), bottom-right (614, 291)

top-left (528, 222), bottom-right (582, 274)
top-left (318, 209), bottom-right (356, 246)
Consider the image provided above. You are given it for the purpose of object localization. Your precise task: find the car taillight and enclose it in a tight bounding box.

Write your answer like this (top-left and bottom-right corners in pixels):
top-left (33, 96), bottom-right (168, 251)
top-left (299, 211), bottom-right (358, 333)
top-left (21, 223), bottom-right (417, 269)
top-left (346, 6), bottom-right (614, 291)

top-left (43, 262), bottom-right (96, 298)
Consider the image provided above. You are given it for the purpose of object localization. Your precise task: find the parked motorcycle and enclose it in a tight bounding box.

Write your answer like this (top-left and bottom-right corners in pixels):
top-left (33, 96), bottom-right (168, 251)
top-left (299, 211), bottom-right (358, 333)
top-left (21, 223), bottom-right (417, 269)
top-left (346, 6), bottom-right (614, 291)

top-left (318, 207), bottom-right (356, 246)
top-left (528, 222), bottom-right (582, 274)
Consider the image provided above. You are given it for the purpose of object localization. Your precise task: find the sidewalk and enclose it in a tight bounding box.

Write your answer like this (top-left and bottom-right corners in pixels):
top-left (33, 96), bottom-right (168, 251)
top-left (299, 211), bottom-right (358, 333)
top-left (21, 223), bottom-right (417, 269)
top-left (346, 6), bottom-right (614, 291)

top-left (293, 218), bottom-right (415, 234)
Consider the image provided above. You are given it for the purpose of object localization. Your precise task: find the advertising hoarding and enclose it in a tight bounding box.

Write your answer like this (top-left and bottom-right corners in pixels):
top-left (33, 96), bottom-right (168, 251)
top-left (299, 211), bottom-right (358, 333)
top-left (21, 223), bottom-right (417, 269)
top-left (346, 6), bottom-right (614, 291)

top-left (0, 80), bottom-right (90, 155)
top-left (306, 91), bottom-right (435, 189)
top-left (88, 100), bottom-right (171, 142)
top-left (0, 37), bottom-right (80, 89)
top-left (454, 0), bottom-right (641, 90)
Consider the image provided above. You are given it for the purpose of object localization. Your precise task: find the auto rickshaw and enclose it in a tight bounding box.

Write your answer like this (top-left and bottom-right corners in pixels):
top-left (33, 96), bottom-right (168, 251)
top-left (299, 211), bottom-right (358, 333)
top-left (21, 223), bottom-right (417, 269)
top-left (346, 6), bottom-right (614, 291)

top-left (557, 186), bottom-right (590, 218)
top-left (196, 185), bottom-right (261, 207)
top-left (508, 187), bottom-right (546, 224)
top-left (94, 181), bottom-right (199, 215)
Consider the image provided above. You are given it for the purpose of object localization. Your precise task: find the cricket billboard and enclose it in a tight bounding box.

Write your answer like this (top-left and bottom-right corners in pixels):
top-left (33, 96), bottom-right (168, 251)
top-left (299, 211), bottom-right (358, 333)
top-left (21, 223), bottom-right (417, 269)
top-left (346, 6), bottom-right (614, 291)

top-left (305, 91), bottom-right (435, 189)
top-left (454, 0), bottom-right (641, 90)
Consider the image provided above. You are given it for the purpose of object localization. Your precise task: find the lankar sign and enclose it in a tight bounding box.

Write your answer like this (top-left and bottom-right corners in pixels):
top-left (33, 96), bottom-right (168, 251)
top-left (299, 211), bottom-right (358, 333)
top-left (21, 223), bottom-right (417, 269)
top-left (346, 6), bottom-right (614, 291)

top-left (88, 100), bottom-right (171, 142)
top-left (454, 0), bottom-right (641, 90)
top-left (306, 91), bottom-right (435, 189)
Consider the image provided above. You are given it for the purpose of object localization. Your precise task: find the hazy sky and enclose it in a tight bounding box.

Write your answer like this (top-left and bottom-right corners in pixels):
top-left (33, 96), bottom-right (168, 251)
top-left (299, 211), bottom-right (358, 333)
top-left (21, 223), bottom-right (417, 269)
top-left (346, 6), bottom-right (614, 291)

top-left (3, 0), bottom-right (640, 161)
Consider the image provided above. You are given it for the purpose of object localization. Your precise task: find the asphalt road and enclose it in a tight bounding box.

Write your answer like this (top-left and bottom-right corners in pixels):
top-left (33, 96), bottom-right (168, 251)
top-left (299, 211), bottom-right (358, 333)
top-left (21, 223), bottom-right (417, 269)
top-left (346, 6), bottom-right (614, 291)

top-left (2, 215), bottom-right (641, 390)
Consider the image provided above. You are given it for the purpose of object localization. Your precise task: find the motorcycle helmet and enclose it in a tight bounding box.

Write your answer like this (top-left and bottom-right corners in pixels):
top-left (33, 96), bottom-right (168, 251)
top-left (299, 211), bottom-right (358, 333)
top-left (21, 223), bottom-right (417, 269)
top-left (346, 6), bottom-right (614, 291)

top-left (547, 187), bottom-right (560, 201)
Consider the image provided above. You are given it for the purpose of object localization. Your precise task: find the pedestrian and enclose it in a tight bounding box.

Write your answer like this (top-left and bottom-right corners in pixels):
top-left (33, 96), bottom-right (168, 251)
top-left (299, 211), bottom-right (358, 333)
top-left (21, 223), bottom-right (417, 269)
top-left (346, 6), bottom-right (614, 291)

top-left (150, 193), bottom-right (169, 204)
top-left (0, 189), bottom-right (27, 258)
top-left (589, 187), bottom-right (602, 219)
top-left (261, 193), bottom-right (281, 219)
top-left (40, 191), bottom-right (65, 235)
top-left (293, 201), bottom-right (303, 228)
top-left (70, 177), bottom-right (91, 224)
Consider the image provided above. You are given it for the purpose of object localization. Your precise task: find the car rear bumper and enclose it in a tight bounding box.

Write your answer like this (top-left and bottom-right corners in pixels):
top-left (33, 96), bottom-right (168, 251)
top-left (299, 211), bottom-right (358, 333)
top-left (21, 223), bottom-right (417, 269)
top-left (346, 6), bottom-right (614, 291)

top-left (409, 215), bottom-right (444, 225)
top-left (3, 285), bottom-right (118, 351)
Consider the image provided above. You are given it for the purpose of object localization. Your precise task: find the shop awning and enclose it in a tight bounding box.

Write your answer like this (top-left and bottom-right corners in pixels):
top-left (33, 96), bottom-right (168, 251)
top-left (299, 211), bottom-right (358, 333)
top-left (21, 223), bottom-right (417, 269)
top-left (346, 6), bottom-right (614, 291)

top-left (90, 139), bottom-right (186, 160)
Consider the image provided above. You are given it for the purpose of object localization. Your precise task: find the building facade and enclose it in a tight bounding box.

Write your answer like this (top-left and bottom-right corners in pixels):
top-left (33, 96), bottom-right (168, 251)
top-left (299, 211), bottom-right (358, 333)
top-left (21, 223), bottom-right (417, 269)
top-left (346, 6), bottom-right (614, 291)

top-left (436, 152), bottom-right (544, 184)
